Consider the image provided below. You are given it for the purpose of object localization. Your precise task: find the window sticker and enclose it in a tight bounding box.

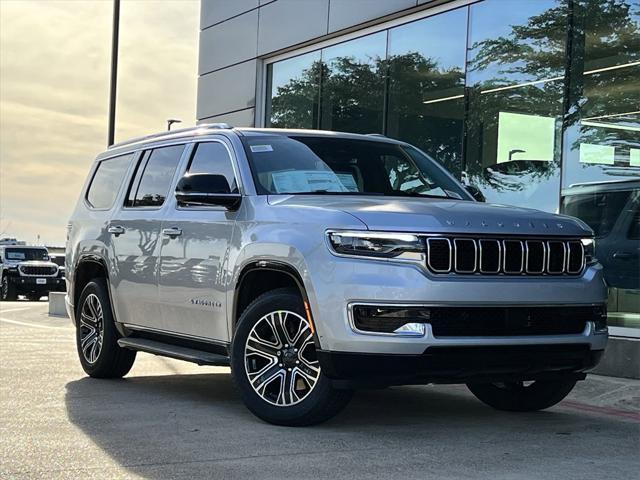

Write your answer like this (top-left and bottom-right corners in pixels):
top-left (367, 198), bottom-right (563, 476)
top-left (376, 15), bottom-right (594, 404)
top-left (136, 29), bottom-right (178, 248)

top-left (6, 252), bottom-right (26, 260)
top-left (250, 144), bottom-right (274, 153)
top-left (271, 170), bottom-right (348, 193)
top-left (336, 173), bottom-right (358, 192)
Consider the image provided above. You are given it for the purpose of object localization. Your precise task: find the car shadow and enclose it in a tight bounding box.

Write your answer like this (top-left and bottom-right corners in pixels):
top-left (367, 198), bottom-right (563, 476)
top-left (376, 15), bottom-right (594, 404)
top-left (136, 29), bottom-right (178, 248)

top-left (64, 371), bottom-right (597, 479)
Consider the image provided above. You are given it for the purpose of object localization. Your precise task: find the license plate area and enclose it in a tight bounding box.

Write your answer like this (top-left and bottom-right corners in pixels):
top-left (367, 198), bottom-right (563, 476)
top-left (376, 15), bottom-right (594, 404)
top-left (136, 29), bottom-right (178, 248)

top-left (36, 278), bottom-right (46, 285)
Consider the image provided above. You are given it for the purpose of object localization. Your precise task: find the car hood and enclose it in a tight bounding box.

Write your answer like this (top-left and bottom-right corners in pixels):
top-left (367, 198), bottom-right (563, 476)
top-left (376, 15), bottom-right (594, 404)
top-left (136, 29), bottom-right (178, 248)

top-left (267, 195), bottom-right (592, 237)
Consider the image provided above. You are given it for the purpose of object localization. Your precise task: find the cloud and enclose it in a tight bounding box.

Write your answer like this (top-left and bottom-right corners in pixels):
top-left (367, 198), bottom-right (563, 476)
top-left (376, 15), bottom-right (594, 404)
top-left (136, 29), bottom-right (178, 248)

top-left (0, 0), bottom-right (199, 245)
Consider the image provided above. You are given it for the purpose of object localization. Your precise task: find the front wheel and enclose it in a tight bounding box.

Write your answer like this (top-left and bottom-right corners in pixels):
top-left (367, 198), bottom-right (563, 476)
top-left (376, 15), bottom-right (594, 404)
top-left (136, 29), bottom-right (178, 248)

top-left (467, 378), bottom-right (577, 412)
top-left (231, 288), bottom-right (352, 426)
top-left (1, 276), bottom-right (17, 301)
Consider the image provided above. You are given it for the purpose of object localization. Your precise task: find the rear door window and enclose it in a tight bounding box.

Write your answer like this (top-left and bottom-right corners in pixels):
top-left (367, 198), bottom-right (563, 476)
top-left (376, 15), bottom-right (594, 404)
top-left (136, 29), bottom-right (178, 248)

top-left (86, 153), bottom-right (133, 209)
top-left (125, 145), bottom-right (185, 208)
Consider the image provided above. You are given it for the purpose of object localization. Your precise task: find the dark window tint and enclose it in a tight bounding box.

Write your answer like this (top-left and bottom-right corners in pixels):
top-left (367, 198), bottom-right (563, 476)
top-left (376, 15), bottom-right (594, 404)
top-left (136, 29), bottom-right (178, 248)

top-left (86, 154), bottom-right (133, 209)
top-left (243, 135), bottom-right (467, 199)
top-left (4, 248), bottom-right (48, 261)
top-left (127, 145), bottom-right (184, 207)
top-left (187, 142), bottom-right (238, 193)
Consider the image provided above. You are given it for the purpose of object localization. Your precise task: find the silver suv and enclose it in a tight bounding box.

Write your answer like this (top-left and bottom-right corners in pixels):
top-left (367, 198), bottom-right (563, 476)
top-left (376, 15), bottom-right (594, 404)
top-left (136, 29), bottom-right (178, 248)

top-left (66, 125), bottom-right (607, 425)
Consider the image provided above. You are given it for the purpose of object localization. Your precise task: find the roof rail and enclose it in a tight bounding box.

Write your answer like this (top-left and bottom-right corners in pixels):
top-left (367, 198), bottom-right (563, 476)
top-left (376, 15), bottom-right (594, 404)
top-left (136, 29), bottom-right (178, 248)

top-left (108, 123), bottom-right (233, 150)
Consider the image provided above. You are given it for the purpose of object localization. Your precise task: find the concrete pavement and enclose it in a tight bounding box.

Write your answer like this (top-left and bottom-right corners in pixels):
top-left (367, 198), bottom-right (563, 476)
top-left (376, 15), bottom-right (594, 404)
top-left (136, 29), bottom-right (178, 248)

top-left (1, 301), bottom-right (638, 479)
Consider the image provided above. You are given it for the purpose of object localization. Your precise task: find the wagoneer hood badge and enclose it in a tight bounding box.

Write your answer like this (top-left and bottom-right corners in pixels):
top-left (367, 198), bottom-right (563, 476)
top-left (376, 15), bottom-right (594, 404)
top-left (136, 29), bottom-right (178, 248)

top-left (269, 195), bottom-right (591, 236)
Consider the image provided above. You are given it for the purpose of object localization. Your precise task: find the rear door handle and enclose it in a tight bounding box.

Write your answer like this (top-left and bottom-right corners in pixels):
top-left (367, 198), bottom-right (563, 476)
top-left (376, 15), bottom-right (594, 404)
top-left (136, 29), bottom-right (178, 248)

top-left (107, 225), bottom-right (125, 236)
top-left (612, 251), bottom-right (637, 260)
top-left (162, 227), bottom-right (182, 238)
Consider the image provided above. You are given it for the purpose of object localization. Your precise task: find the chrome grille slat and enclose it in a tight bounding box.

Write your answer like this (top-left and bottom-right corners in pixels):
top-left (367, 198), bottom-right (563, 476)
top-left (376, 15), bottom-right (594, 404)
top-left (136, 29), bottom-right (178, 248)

top-left (426, 238), bottom-right (452, 273)
top-left (425, 236), bottom-right (584, 276)
top-left (478, 239), bottom-right (500, 273)
top-left (454, 239), bottom-right (477, 273)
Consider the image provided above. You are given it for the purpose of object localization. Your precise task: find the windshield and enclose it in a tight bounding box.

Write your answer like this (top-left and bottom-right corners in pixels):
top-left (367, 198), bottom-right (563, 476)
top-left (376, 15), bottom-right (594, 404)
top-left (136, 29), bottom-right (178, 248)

top-left (3, 248), bottom-right (49, 261)
top-left (242, 135), bottom-right (469, 199)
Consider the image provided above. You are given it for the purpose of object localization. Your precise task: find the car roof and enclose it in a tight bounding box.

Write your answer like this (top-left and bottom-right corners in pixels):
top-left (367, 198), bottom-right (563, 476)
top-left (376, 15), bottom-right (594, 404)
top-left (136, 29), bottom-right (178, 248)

top-left (101, 124), bottom-right (408, 160)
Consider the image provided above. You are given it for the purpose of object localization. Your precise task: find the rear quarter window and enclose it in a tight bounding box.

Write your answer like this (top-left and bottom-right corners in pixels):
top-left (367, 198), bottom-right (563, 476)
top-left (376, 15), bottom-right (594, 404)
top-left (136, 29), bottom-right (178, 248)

top-left (86, 153), bottom-right (134, 209)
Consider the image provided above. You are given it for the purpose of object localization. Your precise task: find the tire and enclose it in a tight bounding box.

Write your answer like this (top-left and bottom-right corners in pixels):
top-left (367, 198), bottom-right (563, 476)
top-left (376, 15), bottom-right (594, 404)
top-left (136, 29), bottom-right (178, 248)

top-left (231, 288), bottom-right (352, 426)
top-left (75, 278), bottom-right (136, 378)
top-left (467, 378), bottom-right (577, 412)
top-left (1, 276), bottom-right (17, 301)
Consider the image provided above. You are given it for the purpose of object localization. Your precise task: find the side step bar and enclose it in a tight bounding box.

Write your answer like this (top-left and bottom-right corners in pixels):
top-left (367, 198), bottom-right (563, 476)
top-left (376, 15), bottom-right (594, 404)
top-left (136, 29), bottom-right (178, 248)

top-left (117, 337), bottom-right (230, 366)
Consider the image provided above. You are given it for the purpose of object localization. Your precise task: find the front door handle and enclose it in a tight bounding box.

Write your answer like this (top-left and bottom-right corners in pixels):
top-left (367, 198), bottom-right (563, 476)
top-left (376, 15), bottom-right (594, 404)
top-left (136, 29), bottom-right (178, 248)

top-left (162, 227), bottom-right (183, 238)
top-left (612, 251), bottom-right (637, 260)
top-left (107, 225), bottom-right (125, 236)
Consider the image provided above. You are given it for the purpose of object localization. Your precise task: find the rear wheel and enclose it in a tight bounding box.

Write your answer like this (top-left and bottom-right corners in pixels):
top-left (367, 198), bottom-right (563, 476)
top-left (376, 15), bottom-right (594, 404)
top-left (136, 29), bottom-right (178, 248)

top-left (1, 276), bottom-right (17, 301)
top-left (231, 288), bottom-right (352, 426)
top-left (75, 279), bottom-right (136, 378)
top-left (467, 378), bottom-right (577, 412)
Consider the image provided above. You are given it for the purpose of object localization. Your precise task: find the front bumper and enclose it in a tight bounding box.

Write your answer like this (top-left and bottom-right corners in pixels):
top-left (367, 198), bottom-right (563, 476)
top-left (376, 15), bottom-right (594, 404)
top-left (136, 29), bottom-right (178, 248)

top-left (8, 275), bottom-right (66, 291)
top-left (306, 252), bottom-right (608, 355)
top-left (318, 345), bottom-right (604, 387)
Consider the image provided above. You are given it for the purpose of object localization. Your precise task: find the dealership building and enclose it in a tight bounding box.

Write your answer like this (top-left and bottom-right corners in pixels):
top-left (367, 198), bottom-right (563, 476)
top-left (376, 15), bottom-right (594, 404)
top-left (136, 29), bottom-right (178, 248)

top-left (196, 0), bottom-right (639, 373)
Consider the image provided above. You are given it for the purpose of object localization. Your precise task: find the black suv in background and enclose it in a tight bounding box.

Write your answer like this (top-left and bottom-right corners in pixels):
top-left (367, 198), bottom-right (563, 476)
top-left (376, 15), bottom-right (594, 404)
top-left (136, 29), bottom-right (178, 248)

top-left (0, 246), bottom-right (65, 301)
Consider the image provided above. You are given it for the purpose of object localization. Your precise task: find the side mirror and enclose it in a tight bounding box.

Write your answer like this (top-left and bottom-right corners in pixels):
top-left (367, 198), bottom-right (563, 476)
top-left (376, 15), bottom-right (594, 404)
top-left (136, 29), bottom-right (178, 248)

top-left (175, 173), bottom-right (241, 210)
top-left (465, 185), bottom-right (486, 202)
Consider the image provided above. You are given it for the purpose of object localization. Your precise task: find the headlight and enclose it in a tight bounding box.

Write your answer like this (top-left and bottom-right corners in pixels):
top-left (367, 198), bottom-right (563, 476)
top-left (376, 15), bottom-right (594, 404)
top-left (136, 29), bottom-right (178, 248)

top-left (581, 238), bottom-right (597, 265)
top-left (327, 231), bottom-right (424, 260)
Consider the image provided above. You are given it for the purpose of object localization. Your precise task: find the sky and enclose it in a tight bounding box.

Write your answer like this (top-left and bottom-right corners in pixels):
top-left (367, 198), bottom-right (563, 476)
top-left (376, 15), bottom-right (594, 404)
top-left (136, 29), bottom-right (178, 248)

top-left (0, 0), bottom-right (199, 246)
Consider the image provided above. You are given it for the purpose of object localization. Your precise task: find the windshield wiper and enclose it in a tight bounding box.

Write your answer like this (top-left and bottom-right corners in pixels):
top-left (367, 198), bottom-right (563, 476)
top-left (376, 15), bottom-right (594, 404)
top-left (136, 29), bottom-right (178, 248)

top-left (391, 191), bottom-right (451, 199)
top-left (285, 190), bottom-right (384, 195)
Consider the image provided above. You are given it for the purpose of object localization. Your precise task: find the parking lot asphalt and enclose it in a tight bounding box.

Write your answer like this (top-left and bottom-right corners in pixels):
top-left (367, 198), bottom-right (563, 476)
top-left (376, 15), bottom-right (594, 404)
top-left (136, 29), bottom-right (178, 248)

top-left (1, 301), bottom-right (638, 479)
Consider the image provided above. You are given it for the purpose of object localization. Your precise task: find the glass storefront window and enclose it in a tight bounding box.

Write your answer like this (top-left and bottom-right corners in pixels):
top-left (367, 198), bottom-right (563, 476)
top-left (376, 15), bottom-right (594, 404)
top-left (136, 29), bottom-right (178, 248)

top-left (561, 0), bottom-right (640, 330)
top-left (319, 32), bottom-right (387, 134)
top-left (266, 51), bottom-right (321, 128)
top-left (262, 0), bottom-right (640, 334)
top-left (464, 0), bottom-right (568, 212)
top-left (387, 7), bottom-right (467, 176)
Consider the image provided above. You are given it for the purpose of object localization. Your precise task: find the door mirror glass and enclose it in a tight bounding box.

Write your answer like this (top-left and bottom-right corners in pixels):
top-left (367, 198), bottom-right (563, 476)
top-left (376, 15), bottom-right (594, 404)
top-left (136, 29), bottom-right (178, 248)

top-left (175, 173), bottom-right (241, 209)
top-left (465, 184), bottom-right (486, 202)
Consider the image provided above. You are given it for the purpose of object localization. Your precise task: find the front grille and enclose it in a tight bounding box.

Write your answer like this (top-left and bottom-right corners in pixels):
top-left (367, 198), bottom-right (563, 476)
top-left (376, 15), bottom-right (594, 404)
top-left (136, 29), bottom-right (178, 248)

top-left (19, 265), bottom-right (58, 276)
top-left (426, 237), bottom-right (584, 276)
top-left (352, 305), bottom-right (605, 336)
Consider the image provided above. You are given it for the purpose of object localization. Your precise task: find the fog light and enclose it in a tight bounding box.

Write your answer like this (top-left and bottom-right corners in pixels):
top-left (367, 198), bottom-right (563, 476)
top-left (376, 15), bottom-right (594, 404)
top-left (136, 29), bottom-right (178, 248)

top-left (594, 305), bottom-right (608, 333)
top-left (352, 306), bottom-right (429, 336)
